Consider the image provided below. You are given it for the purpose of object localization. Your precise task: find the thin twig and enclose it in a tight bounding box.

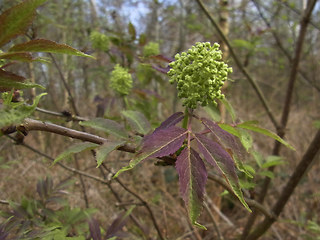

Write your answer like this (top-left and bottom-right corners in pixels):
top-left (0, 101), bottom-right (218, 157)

top-left (251, 0), bottom-right (320, 93)
top-left (195, 0), bottom-right (279, 129)
top-left (208, 173), bottom-right (277, 220)
top-left (49, 54), bottom-right (80, 116)
top-left (0, 199), bottom-right (9, 205)
top-left (103, 165), bottom-right (165, 240)
top-left (277, 0), bottom-right (320, 30)
top-left (6, 135), bottom-right (151, 239)
top-left (36, 107), bottom-right (88, 121)
top-left (204, 201), bottom-right (223, 240)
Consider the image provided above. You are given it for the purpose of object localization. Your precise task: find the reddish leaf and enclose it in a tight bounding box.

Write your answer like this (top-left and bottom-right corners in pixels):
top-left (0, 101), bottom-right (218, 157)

top-left (154, 112), bottom-right (184, 133)
top-left (114, 126), bottom-right (187, 177)
top-left (195, 133), bottom-right (250, 211)
top-left (201, 118), bottom-right (252, 178)
top-left (0, 52), bottom-right (33, 62)
top-left (9, 39), bottom-right (94, 58)
top-left (0, 0), bottom-right (47, 47)
top-left (0, 68), bottom-right (43, 91)
top-left (106, 206), bottom-right (134, 239)
top-left (176, 146), bottom-right (207, 229)
top-left (151, 55), bottom-right (174, 63)
top-left (151, 64), bottom-right (171, 74)
top-left (88, 218), bottom-right (102, 240)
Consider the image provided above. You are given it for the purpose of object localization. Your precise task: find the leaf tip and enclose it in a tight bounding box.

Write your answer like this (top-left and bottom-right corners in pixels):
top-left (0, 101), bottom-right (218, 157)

top-left (194, 221), bottom-right (207, 230)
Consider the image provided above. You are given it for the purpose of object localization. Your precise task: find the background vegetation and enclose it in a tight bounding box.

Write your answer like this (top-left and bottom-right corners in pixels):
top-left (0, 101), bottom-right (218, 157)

top-left (0, 0), bottom-right (320, 239)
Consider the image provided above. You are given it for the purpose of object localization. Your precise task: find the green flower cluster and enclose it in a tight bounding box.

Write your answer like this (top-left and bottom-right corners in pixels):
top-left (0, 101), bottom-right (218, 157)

top-left (143, 42), bottom-right (160, 57)
top-left (168, 42), bottom-right (232, 109)
top-left (90, 31), bottom-right (109, 52)
top-left (110, 64), bottom-right (133, 96)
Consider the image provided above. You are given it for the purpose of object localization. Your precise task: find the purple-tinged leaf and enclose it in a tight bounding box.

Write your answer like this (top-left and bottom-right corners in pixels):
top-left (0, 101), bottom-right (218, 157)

top-left (151, 64), bottom-right (171, 74)
top-left (150, 54), bottom-right (174, 63)
top-left (194, 133), bottom-right (251, 212)
top-left (88, 218), bottom-right (102, 240)
top-left (201, 118), bottom-right (252, 178)
top-left (0, 68), bottom-right (44, 92)
top-left (0, 52), bottom-right (44, 63)
top-left (176, 147), bottom-right (207, 229)
top-left (154, 112), bottom-right (184, 133)
top-left (0, 0), bottom-right (47, 47)
top-left (106, 206), bottom-right (134, 239)
top-left (114, 126), bottom-right (187, 177)
top-left (9, 39), bottom-right (95, 58)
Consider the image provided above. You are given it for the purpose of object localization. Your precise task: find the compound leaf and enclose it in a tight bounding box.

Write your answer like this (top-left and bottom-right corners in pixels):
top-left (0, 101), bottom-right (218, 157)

top-left (9, 39), bottom-right (94, 59)
top-left (176, 146), bottom-right (207, 229)
top-left (121, 110), bottom-right (151, 135)
top-left (80, 118), bottom-right (128, 139)
top-left (0, 0), bottom-right (47, 47)
top-left (237, 121), bottom-right (295, 150)
top-left (195, 133), bottom-right (250, 212)
top-left (114, 126), bottom-right (187, 177)
top-left (53, 142), bottom-right (99, 165)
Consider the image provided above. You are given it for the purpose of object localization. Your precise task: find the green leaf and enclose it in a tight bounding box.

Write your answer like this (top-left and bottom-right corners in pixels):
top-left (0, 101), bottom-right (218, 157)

top-left (232, 39), bottom-right (255, 51)
top-left (218, 123), bottom-right (241, 138)
top-left (121, 110), bottom-right (151, 135)
top-left (203, 102), bottom-right (221, 122)
top-left (79, 118), bottom-right (128, 139)
top-left (0, 52), bottom-right (50, 63)
top-left (96, 141), bottom-right (126, 167)
top-left (53, 142), bottom-right (100, 165)
top-left (0, 93), bottom-right (46, 129)
top-left (220, 98), bottom-right (236, 122)
top-left (313, 120), bottom-right (320, 129)
top-left (261, 155), bottom-right (285, 169)
top-left (237, 121), bottom-right (295, 150)
top-left (252, 151), bottom-right (263, 167)
top-left (258, 170), bottom-right (275, 179)
top-left (128, 22), bottom-right (136, 41)
top-left (237, 128), bottom-right (253, 152)
top-left (0, 0), bottom-right (47, 47)
top-left (0, 68), bottom-right (44, 91)
top-left (9, 39), bottom-right (95, 59)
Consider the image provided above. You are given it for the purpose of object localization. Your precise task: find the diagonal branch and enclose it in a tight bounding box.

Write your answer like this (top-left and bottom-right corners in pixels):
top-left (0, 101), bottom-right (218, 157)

top-left (195, 0), bottom-right (279, 129)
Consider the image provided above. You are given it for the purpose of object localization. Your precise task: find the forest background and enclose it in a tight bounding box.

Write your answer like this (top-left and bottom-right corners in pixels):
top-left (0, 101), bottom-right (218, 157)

top-left (0, 0), bottom-right (320, 239)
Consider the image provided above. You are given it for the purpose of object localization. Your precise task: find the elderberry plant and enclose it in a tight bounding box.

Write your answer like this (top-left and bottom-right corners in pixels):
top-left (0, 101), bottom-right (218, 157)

top-left (114, 42), bottom-right (252, 229)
